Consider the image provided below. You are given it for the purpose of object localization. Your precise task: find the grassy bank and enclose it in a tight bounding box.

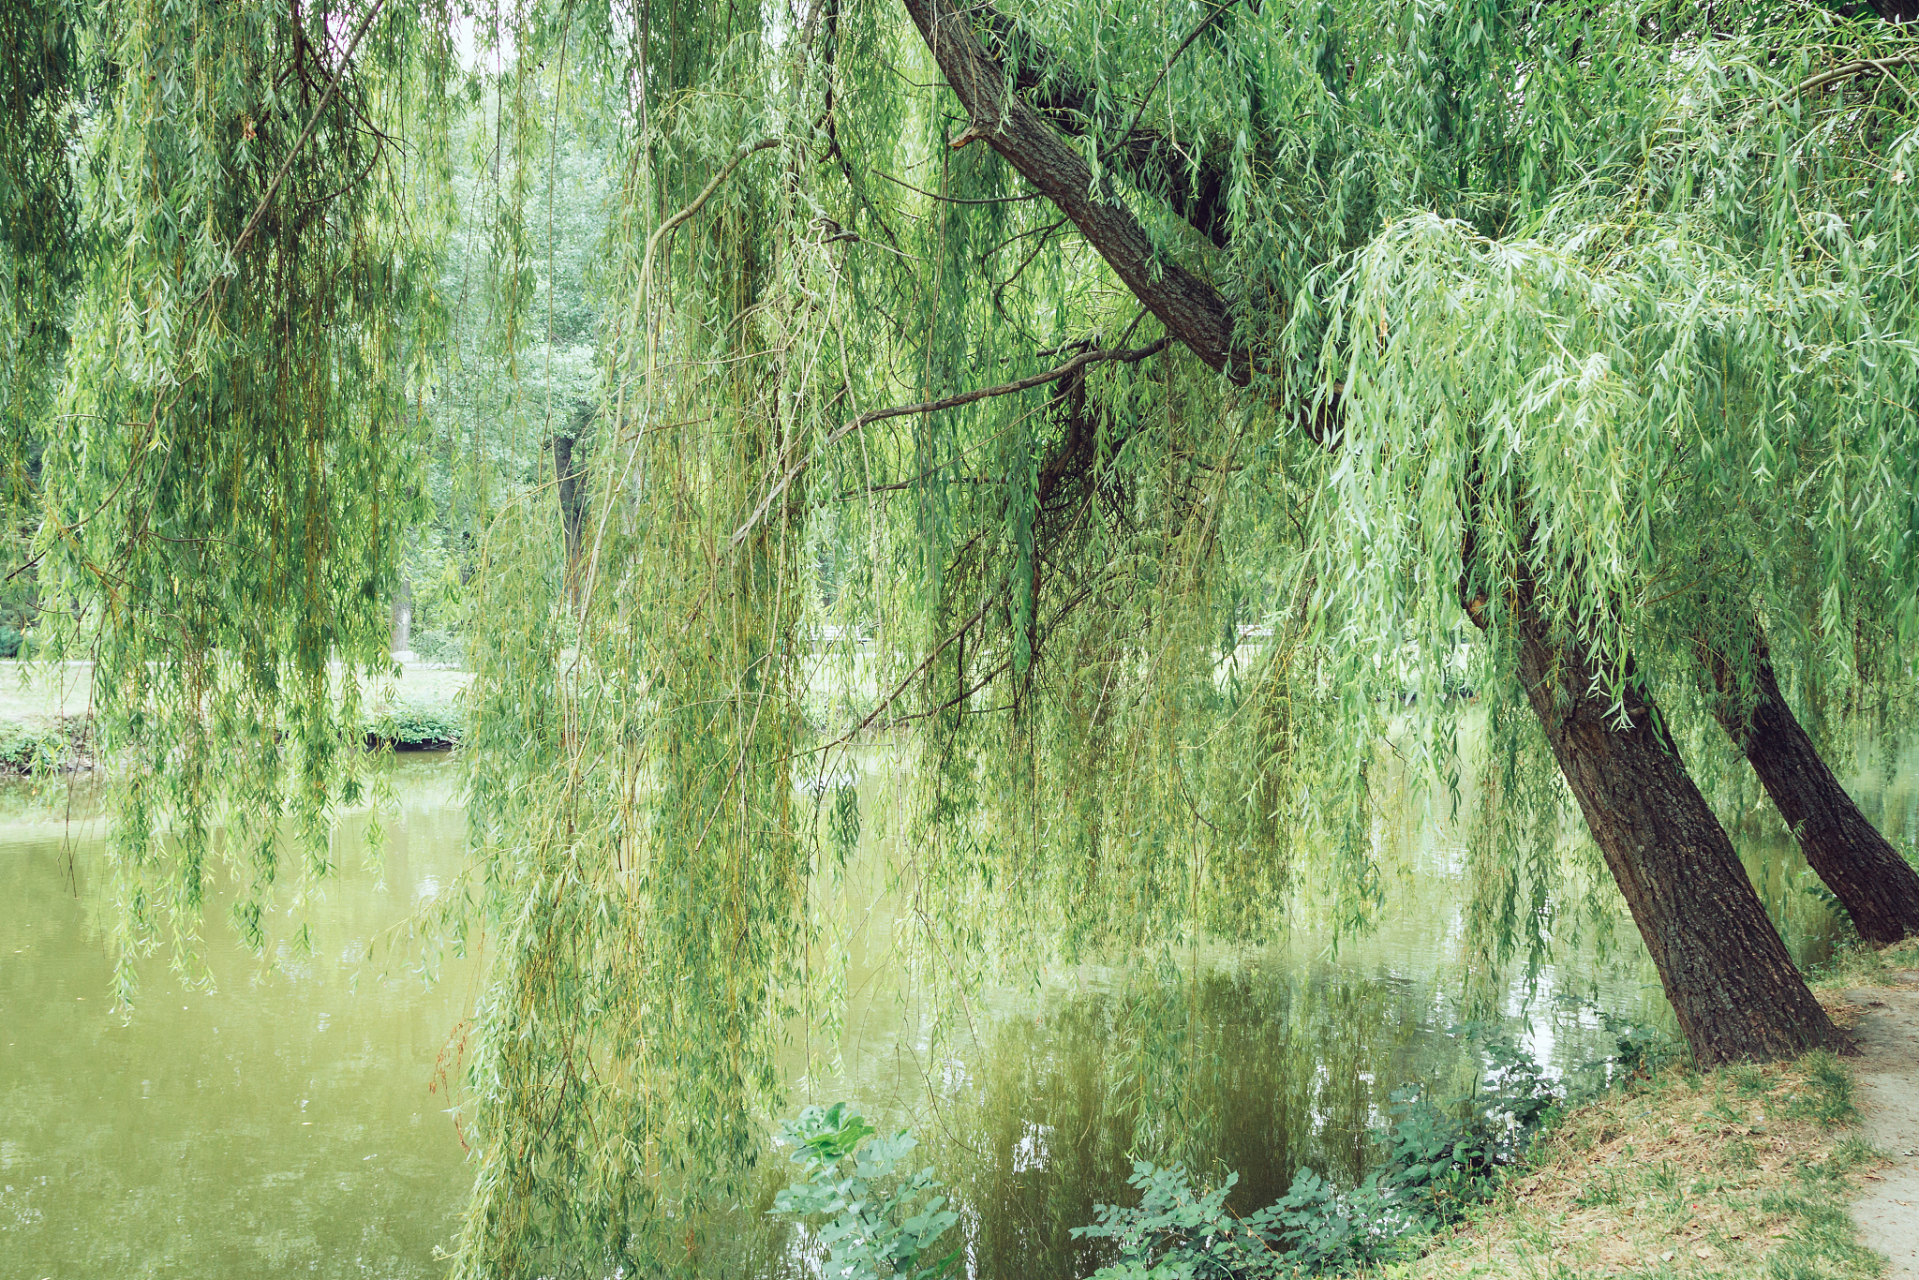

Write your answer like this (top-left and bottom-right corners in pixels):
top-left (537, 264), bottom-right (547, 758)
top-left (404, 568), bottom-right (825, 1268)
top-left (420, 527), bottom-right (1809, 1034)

top-left (0, 661), bottom-right (471, 770)
top-left (1386, 942), bottom-right (1919, 1280)
top-left (1386, 1054), bottom-right (1875, 1279)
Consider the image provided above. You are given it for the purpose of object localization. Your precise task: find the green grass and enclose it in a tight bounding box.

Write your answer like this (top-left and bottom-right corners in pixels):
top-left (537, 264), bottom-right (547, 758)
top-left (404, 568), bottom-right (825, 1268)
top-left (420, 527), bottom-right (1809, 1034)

top-left (1383, 1053), bottom-right (1884, 1280)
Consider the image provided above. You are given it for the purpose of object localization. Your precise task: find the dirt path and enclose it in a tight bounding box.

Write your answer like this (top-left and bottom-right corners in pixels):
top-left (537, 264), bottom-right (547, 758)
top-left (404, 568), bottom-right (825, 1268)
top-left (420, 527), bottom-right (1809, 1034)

top-left (1846, 969), bottom-right (1919, 1279)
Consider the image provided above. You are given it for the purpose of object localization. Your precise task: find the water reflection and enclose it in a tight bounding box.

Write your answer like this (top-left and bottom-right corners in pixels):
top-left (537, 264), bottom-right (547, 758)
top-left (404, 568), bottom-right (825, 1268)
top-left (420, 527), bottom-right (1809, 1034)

top-left (0, 754), bottom-right (473, 1280)
top-left (1, 735), bottom-right (1908, 1279)
top-left (737, 951), bottom-right (1628, 1280)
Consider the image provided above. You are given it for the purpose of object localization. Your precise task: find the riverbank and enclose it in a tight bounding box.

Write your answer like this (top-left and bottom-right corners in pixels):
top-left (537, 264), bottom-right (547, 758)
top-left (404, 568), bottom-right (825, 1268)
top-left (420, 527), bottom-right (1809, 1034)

top-left (1388, 940), bottom-right (1919, 1280)
top-left (0, 661), bottom-right (471, 771)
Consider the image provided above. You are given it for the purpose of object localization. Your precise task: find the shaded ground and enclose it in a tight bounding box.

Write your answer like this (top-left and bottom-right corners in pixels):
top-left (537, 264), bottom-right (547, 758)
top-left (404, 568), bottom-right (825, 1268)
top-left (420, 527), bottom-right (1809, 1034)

top-left (1845, 966), bottom-right (1919, 1279)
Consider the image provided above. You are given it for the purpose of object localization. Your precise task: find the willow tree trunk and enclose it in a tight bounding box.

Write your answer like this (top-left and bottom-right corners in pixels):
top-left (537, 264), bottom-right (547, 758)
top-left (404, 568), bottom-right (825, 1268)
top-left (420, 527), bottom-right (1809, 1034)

top-left (1713, 645), bottom-right (1919, 944)
top-left (1498, 595), bottom-right (1843, 1065)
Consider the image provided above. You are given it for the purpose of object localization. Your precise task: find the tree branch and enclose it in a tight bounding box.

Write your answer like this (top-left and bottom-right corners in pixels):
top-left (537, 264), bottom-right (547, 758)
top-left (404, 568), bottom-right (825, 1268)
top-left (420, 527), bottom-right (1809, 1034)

top-left (726, 337), bottom-right (1170, 549)
top-left (1796, 52), bottom-right (1919, 96)
top-left (974, 1), bottom-right (1235, 248)
top-left (900, 0), bottom-right (1246, 381)
top-left (228, 0), bottom-right (389, 268)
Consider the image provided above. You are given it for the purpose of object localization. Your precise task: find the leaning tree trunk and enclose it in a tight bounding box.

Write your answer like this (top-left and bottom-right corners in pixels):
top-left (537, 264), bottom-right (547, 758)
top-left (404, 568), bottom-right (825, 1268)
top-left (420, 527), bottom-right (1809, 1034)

top-left (1711, 638), bottom-right (1919, 945)
top-left (1493, 593), bottom-right (1843, 1065)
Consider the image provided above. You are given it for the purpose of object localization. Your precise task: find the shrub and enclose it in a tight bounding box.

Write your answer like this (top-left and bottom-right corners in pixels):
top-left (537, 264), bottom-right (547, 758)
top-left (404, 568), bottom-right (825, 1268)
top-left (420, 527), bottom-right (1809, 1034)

top-left (0, 718), bottom-right (83, 774)
top-left (411, 629), bottom-right (465, 667)
top-left (768, 1102), bottom-right (960, 1280)
top-left (1074, 1030), bottom-right (1565, 1278)
top-left (1074, 1160), bottom-right (1432, 1278)
top-left (365, 700), bottom-right (465, 750)
top-left (0, 626), bottom-right (21, 659)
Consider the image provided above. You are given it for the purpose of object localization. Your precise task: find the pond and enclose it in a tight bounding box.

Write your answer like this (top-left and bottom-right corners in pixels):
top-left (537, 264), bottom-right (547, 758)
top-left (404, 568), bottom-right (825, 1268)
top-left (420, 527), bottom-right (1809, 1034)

top-left (1, 737), bottom-right (1910, 1279)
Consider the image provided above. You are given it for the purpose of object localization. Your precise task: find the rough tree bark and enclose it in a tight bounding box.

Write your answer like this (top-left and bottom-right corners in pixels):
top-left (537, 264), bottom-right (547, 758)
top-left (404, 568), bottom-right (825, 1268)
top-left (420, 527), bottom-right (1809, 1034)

top-left (900, 0), bottom-right (1244, 377)
top-left (1710, 629), bottom-right (1919, 945)
top-left (1488, 588), bottom-right (1843, 1064)
top-left (898, 0), bottom-right (1844, 1061)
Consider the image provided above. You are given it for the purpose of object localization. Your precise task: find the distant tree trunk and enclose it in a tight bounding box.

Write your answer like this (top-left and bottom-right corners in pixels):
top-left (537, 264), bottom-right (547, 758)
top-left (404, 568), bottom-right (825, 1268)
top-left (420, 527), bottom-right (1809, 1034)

top-left (552, 428), bottom-right (588, 572)
top-left (1477, 584), bottom-right (1845, 1066)
top-left (1710, 632), bottom-right (1919, 944)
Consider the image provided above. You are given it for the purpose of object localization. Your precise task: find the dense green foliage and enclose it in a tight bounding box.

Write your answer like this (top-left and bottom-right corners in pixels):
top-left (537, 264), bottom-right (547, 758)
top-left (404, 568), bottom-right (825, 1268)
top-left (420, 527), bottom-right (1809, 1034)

top-left (14, 1), bottom-right (460, 983)
top-left (772, 1031), bottom-right (1564, 1278)
top-left (0, 715), bottom-right (85, 774)
top-left (8, 0), bottom-right (1919, 1273)
top-left (366, 698), bottom-right (466, 749)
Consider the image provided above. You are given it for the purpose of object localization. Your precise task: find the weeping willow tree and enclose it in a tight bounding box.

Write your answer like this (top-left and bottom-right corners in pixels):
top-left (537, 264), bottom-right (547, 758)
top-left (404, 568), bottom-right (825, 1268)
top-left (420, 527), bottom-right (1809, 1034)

top-left (14, 0), bottom-right (1919, 1274)
top-left (17, 0), bottom-right (455, 977)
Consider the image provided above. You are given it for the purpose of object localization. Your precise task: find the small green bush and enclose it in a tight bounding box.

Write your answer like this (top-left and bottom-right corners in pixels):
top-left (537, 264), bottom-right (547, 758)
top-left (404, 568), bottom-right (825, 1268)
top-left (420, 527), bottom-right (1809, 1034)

top-left (0, 718), bottom-right (82, 773)
top-left (768, 1102), bottom-right (959, 1280)
top-left (365, 700), bottom-right (465, 750)
top-left (0, 627), bottom-right (21, 659)
top-left (1075, 1028), bottom-right (1569, 1278)
top-left (411, 629), bottom-right (465, 667)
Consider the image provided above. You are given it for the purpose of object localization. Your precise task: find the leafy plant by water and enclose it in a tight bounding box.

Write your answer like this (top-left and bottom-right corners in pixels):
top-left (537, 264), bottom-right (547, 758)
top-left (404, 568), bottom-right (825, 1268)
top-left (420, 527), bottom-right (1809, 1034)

top-left (365, 700), bottom-right (466, 751)
top-left (0, 718), bottom-right (88, 775)
top-left (776, 1032), bottom-right (1579, 1278)
top-left (770, 1103), bottom-right (960, 1280)
top-left (1068, 1028), bottom-right (1570, 1277)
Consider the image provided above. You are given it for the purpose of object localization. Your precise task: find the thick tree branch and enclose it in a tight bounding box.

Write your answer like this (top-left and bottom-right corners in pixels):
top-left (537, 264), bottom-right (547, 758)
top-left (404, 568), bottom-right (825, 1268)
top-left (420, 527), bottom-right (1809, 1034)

top-left (901, 0), bottom-right (1247, 381)
top-left (974, 2), bottom-right (1236, 248)
top-left (1796, 52), bottom-right (1919, 96)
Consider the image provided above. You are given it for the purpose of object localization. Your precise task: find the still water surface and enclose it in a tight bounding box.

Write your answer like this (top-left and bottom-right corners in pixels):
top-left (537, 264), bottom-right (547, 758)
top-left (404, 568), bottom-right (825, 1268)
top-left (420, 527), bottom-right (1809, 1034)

top-left (2, 743), bottom-right (1911, 1278)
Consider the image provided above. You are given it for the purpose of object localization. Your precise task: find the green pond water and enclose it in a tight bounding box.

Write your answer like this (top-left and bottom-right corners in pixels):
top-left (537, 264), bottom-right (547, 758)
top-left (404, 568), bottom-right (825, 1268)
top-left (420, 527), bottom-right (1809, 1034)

top-left (1, 740), bottom-right (1912, 1279)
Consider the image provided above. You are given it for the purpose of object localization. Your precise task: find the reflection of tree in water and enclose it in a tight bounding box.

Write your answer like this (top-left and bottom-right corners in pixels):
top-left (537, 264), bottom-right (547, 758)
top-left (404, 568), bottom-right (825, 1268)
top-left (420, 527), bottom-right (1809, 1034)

top-left (911, 964), bottom-right (1464, 1280)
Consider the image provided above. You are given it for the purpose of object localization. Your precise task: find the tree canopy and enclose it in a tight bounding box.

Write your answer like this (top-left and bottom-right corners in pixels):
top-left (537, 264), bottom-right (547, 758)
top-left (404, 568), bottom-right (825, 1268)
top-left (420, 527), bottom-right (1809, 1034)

top-left (8, 0), bottom-right (1919, 1273)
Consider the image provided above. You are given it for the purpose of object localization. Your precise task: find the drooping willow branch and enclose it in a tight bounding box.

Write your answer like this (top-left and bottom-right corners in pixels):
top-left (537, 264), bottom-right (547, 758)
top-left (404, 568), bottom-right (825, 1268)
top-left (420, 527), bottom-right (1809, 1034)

top-left (582, 135), bottom-right (783, 630)
top-left (875, 168), bottom-right (1042, 204)
top-left (46, 0), bottom-right (393, 565)
top-left (1110, 0), bottom-right (1242, 162)
top-left (726, 335), bottom-right (1171, 548)
top-left (607, 135), bottom-right (783, 424)
top-left (226, 0), bottom-right (390, 272)
top-left (1795, 52), bottom-right (1919, 96)
top-left (640, 137), bottom-right (783, 293)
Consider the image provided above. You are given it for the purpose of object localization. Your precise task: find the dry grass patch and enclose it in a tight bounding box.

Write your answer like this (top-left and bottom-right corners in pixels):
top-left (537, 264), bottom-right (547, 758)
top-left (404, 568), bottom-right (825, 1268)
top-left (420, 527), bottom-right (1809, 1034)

top-left (1382, 1053), bottom-right (1882, 1280)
